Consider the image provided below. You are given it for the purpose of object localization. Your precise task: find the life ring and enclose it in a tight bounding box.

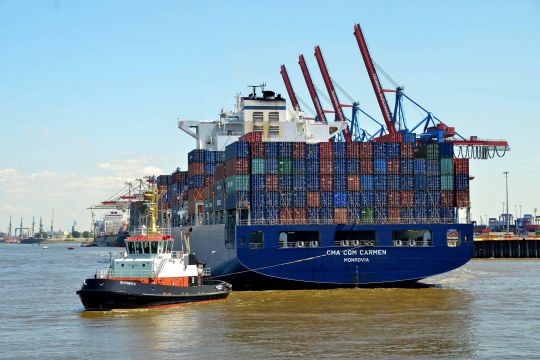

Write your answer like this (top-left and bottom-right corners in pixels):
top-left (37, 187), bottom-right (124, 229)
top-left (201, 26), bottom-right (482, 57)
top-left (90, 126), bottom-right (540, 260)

top-left (352, 240), bottom-right (360, 247)
top-left (310, 241), bottom-right (319, 248)
top-left (342, 240), bottom-right (350, 247)
top-left (409, 240), bottom-right (416, 247)
top-left (296, 241), bottom-right (305, 248)
top-left (395, 240), bottom-right (403, 247)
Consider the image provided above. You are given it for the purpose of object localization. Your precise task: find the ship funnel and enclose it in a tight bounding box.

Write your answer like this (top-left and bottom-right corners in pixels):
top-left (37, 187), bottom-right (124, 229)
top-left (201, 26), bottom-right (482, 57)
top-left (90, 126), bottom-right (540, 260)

top-left (263, 90), bottom-right (275, 99)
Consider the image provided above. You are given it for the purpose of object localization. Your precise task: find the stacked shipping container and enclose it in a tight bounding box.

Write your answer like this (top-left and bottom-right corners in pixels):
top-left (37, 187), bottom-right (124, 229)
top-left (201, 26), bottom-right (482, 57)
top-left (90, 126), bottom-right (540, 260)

top-left (163, 138), bottom-right (470, 225)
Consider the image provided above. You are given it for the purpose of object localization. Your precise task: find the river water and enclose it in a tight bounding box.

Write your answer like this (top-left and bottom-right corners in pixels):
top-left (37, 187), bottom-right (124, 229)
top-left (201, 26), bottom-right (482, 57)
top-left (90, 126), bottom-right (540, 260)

top-left (1, 243), bottom-right (539, 359)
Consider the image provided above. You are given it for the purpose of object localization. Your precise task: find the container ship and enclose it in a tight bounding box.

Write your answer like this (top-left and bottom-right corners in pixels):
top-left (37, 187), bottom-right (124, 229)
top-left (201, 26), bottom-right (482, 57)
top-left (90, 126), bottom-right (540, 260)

top-left (146, 24), bottom-right (509, 289)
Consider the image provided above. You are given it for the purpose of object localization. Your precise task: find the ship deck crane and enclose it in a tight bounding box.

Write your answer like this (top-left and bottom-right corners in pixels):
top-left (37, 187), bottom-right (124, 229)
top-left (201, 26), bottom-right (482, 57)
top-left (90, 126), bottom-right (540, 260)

top-left (280, 65), bottom-right (300, 111)
top-left (298, 54), bottom-right (328, 123)
top-left (314, 46), bottom-right (352, 142)
top-left (354, 23), bottom-right (397, 136)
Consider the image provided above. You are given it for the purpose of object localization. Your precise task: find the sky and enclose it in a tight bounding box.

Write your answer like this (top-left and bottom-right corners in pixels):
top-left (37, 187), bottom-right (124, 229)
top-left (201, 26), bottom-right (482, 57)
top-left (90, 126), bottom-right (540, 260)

top-left (1, 0), bottom-right (539, 232)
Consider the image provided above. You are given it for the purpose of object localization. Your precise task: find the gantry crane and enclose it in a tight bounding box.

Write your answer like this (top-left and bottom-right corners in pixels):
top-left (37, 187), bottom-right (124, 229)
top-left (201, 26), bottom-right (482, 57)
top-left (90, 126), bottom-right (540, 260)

top-left (298, 54), bottom-right (328, 123)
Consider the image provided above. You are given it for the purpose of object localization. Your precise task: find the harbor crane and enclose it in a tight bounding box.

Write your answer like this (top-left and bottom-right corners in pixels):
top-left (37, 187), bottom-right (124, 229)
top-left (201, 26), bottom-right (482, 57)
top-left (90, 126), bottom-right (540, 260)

top-left (298, 54), bottom-right (328, 124)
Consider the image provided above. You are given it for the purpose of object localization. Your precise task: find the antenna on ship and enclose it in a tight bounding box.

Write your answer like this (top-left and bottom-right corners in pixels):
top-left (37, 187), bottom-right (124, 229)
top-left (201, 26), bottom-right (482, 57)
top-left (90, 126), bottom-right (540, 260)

top-left (247, 83), bottom-right (266, 98)
top-left (31, 216), bottom-right (35, 237)
top-left (8, 216), bottom-right (12, 236)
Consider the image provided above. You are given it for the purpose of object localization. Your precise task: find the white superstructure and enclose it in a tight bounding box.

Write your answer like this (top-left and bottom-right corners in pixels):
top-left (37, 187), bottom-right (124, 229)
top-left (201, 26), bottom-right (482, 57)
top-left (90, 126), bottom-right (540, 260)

top-left (178, 89), bottom-right (345, 150)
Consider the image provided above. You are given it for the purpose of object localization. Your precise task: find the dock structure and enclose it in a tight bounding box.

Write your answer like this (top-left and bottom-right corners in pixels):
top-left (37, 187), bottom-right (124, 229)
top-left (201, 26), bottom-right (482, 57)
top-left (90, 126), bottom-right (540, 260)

top-left (473, 238), bottom-right (540, 258)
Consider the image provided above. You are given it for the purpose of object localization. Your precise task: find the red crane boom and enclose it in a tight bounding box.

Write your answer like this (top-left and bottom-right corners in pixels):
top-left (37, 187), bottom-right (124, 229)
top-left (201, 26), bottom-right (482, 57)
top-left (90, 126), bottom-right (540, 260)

top-left (313, 46), bottom-right (352, 142)
top-left (280, 65), bottom-right (300, 111)
top-left (353, 23), bottom-right (397, 135)
top-left (298, 54), bottom-right (327, 123)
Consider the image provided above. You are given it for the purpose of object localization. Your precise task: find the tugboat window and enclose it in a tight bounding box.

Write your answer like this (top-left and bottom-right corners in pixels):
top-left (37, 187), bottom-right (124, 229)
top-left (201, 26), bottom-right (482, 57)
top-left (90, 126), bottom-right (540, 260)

top-left (135, 242), bottom-right (142, 254)
top-left (127, 242), bottom-right (134, 254)
top-left (143, 241), bottom-right (150, 254)
top-left (151, 241), bottom-right (158, 254)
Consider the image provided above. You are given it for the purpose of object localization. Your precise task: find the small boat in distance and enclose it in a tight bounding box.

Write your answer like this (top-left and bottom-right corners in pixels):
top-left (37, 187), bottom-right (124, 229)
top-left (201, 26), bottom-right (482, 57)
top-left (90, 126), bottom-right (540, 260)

top-left (76, 179), bottom-right (231, 311)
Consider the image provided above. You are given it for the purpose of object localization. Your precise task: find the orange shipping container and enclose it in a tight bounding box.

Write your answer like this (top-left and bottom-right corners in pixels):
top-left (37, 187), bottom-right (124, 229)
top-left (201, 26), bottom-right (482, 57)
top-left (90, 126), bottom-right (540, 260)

top-left (307, 192), bottom-right (321, 207)
top-left (347, 175), bottom-right (361, 191)
top-left (334, 208), bottom-right (348, 224)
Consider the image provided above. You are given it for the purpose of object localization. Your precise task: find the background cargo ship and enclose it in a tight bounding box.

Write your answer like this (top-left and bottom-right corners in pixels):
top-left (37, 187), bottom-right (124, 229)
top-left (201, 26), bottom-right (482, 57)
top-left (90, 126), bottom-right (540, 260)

top-left (145, 24), bottom-right (509, 289)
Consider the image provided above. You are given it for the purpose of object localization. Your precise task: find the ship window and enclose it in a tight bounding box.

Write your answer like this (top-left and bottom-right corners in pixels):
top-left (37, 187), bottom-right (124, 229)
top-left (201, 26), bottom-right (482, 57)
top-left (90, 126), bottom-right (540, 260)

top-left (127, 241), bottom-right (134, 254)
top-left (249, 231), bottom-right (264, 249)
top-left (447, 229), bottom-right (460, 247)
top-left (269, 112), bottom-right (279, 122)
top-left (158, 241), bottom-right (163, 254)
top-left (151, 241), bottom-right (158, 254)
top-left (253, 112), bottom-right (264, 122)
top-left (393, 230), bottom-right (433, 247)
top-left (134, 241), bottom-right (142, 254)
top-left (143, 241), bottom-right (150, 254)
top-left (335, 231), bottom-right (377, 247)
top-left (279, 231), bottom-right (319, 248)
top-left (253, 125), bottom-right (264, 133)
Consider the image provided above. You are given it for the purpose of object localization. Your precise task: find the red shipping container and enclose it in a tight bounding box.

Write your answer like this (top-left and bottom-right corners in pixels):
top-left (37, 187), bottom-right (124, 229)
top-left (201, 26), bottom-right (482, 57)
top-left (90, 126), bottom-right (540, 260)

top-left (292, 208), bottom-right (307, 224)
top-left (401, 143), bottom-right (414, 158)
top-left (173, 171), bottom-right (188, 184)
top-left (320, 159), bottom-right (334, 175)
top-left (456, 191), bottom-right (470, 207)
top-left (320, 175), bottom-right (334, 191)
top-left (320, 142), bottom-right (333, 159)
top-left (188, 188), bottom-right (204, 201)
top-left (400, 191), bottom-right (415, 207)
top-left (360, 160), bottom-right (374, 175)
top-left (188, 162), bottom-right (205, 176)
top-left (387, 159), bottom-right (400, 175)
top-left (334, 208), bottom-right (348, 224)
top-left (225, 158), bottom-right (250, 176)
top-left (359, 142), bottom-right (373, 159)
top-left (239, 131), bottom-right (262, 142)
top-left (441, 191), bottom-right (455, 207)
top-left (454, 158), bottom-right (469, 175)
top-left (347, 142), bottom-right (360, 159)
top-left (388, 208), bottom-right (401, 222)
top-left (307, 192), bottom-right (321, 207)
top-left (205, 176), bottom-right (215, 188)
top-left (388, 191), bottom-right (401, 207)
top-left (251, 142), bottom-right (265, 158)
top-left (265, 175), bottom-right (279, 191)
top-left (292, 142), bottom-right (306, 159)
top-left (215, 164), bottom-right (226, 180)
top-left (280, 208), bottom-right (294, 222)
top-left (347, 175), bottom-right (361, 191)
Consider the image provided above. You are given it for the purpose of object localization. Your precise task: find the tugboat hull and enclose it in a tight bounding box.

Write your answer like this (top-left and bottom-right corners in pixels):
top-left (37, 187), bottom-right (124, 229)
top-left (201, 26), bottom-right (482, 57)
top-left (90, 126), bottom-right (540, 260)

top-left (77, 278), bottom-right (231, 311)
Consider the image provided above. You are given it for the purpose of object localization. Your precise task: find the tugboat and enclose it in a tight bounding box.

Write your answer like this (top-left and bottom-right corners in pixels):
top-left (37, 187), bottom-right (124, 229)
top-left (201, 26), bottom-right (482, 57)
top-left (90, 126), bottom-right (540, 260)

top-left (76, 180), bottom-right (231, 311)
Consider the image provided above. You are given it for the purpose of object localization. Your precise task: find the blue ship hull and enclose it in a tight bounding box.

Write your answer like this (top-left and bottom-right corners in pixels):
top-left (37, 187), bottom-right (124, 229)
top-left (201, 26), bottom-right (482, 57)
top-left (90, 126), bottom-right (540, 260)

top-left (182, 223), bottom-right (473, 290)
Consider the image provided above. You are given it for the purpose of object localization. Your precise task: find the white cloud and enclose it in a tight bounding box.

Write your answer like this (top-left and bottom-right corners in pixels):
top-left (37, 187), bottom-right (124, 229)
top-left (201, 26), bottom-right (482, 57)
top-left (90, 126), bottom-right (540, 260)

top-left (97, 157), bottom-right (165, 178)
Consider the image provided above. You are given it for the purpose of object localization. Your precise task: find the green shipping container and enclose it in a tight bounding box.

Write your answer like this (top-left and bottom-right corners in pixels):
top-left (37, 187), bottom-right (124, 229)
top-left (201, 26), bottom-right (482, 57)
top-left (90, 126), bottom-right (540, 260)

top-left (427, 143), bottom-right (440, 159)
top-left (226, 175), bottom-right (250, 193)
top-left (251, 158), bottom-right (265, 174)
top-left (278, 158), bottom-right (292, 175)
top-left (440, 175), bottom-right (455, 191)
top-left (440, 158), bottom-right (454, 175)
top-left (361, 208), bottom-right (375, 223)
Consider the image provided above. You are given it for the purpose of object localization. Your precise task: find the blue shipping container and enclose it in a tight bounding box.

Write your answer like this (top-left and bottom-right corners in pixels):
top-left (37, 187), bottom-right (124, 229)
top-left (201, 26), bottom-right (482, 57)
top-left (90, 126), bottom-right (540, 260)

top-left (361, 175), bottom-right (374, 190)
top-left (306, 144), bottom-right (320, 160)
top-left (292, 176), bottom-right (306, 191)
top-left (225, 141), bottom-right (250, 160)
top-left (427, 160), bottom-right (440, 175)
top-left (280, 192), bottom-right (293, 207)
top-left (251, 192), bottom-right (266, 208)
top-left (333, 158), bottom-right (347, 174)
top-left (361, 192), bottom-right (375, 207)
top-left (188, 175), bottom-right (205, 189)
top-left (427, 192), bottom-right (441, 207)
top-left (306, 159), bottom-right (320, 174)
top-left (265, 207), bottom-right (280, 221)
top-left (414, 191), bottom-right (428, 207)
top-left (188, 149), bottom-right (206, 164)
top-left (455, 175), bottom-right (470, 191)
top-left (279, 175), bottom-right (293, 191)
top-left (265, 192), bottom-right (280, 207)
top-left (375, 191), bottom-right (387, 207)
top-left (348, 192), bottom-right (362, 208)
top-left (320, 192), bottom-right (334, 207)
top-left (414, 175), bottom-right (427, 190)
top-left (334, 175), bottom-right (347, 192)
top-left (400, 175), bottom-right (415, 191)
top-left (292, 191), bottom-right (307, 208)
top-left (265, 159), bottom-right (279, 174)
top-left (320, 208), bottom-right (334, 221)
top-left (374, 175), bottom-right (387, 191)
top-left (205, 163), bottom-right (216, 176)
top-left (427, 176), bottom-right (441, 191)
top-left (401, 159), bottom-right (414, 175)
top-left (251, 175), bottom-right (266, 191)
top-left (264, 142), bottom-right (279, 158)
top-left (414, 159), bottom-right (427, 174)
top-left (307, 208), bottom-right (320, 222)
top-left (375, 207), bottom-right (388, 221)
top-left (388, 175), bottom-right (401, 190)
top-left (292, 159), bottom-right (306, 174)
top-left (306, 174), bottom-right (320, 191)
top-left (278, 142), bottom-right (293, 158)
top-left (334, 192), bottom-right (348, 208)
top-left (374, 159), bottom-right (387, 174)
top-left (333, 142), bottom-right (347, 158)
top-left (388, 143), bottom-right (401, 158)
top-left (346, 159), bottom-right (360, 174)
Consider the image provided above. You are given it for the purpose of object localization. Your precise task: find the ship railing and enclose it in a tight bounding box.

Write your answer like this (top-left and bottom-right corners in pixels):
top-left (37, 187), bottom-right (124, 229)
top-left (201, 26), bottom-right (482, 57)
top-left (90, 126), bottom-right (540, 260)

top-left (235, 217), bottom-right (465, 226)
top-left (96, 269), bottom-right (157, 279)
top-left (131, 227), bottom-right (172, 236)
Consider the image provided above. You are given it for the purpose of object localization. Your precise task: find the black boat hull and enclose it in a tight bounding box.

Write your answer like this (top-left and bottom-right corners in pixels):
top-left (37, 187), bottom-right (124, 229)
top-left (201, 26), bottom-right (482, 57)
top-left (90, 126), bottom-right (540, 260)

top-left (77, 278), bottom-right (231, 311)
